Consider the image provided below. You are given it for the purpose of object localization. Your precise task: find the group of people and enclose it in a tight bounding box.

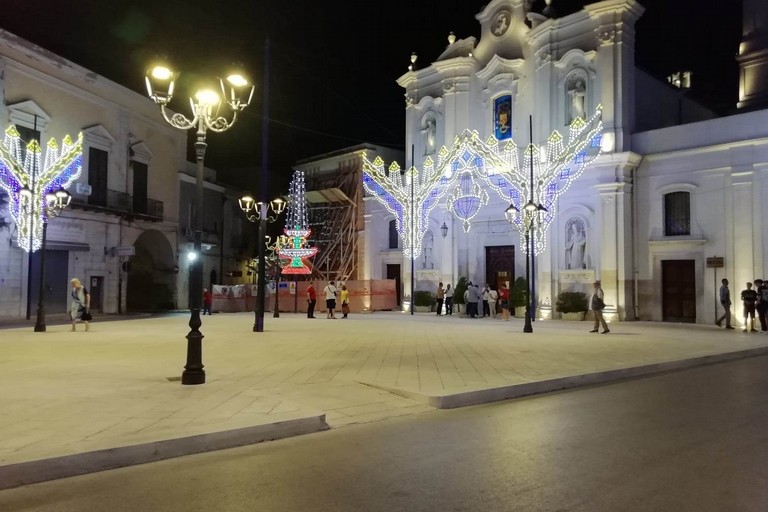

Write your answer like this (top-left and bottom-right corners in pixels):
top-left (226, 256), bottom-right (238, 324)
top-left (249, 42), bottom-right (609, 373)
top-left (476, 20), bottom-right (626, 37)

top-left (306, 281), bottom-right (350, 319)
top-left (717, 278), bottom-right (768, 332)
top-left (435, 282), bottom-right (513, 321)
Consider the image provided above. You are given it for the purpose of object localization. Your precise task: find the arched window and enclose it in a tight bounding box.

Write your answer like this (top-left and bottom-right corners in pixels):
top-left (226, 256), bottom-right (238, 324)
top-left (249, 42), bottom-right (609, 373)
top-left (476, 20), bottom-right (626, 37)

top-left (664, 191), bottom-right (690, 236)
top-left (388, 219), bottom-right (399, 249)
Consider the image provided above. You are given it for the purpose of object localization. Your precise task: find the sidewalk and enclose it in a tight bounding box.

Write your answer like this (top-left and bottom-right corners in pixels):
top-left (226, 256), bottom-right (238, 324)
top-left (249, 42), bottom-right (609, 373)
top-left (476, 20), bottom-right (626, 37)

top-left (1, 311), bottom-right (767, 489)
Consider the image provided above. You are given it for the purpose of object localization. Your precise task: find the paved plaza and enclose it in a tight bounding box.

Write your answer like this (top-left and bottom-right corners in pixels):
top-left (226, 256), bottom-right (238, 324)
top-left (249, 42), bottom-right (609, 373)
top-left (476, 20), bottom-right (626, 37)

top-left (1, 311), bottom-right (767, 488)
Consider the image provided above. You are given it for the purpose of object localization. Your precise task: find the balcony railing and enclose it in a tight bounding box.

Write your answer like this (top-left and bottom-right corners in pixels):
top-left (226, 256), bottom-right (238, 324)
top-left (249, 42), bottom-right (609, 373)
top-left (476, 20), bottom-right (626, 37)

top-left (70, 188), bottom-right (164, 221)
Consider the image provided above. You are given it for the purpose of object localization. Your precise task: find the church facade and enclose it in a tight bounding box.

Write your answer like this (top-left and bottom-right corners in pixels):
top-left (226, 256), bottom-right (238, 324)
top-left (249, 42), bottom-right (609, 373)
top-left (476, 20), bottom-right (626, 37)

top-left (358, 0), bottom-right (768, 326)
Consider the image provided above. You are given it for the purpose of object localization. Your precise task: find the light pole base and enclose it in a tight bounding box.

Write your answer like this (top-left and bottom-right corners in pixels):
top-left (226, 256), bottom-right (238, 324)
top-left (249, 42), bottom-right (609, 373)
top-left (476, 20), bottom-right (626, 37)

top-left (181, 370), bottom-right (205, 385)
top-left (523, 306), bottom-right (533, 333)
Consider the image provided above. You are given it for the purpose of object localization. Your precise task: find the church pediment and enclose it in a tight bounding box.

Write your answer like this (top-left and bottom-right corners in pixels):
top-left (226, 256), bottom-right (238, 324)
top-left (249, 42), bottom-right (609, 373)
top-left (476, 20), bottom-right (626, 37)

top-left (476, 55), bottom-right (526, 83)
top-left (473, 0), bottom-right (531, 63)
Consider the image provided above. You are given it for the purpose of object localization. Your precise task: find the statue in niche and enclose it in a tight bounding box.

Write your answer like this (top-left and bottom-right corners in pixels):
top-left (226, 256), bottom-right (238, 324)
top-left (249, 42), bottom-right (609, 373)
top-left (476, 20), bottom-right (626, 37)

top-left (422, 230), bottom-right (434, 270)
top-left (567, 78), bottom-right (586, 123)
top-left (421, 116), bottom-right (436, 156)
top-left (565, 218), bottom-right (587, 270)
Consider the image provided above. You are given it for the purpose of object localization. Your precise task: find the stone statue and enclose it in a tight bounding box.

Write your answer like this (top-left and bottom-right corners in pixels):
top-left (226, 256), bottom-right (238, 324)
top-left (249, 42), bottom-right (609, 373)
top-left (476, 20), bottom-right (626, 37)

top-left (565, 220), bottom-right (586, 270)
top-left (568, 79), bottom-right (586, 123)
top-left (422, 116), bottom-right (436, 155)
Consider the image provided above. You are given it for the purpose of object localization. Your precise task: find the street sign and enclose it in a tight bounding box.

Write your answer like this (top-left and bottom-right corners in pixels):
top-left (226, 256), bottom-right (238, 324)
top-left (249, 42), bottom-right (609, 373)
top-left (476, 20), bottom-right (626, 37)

top-left (75, 183), bottom-right (92, 195)
top-left (113, 246), bottom-right (135, 257)
top-left (706, 257), bottom-right (724, 268)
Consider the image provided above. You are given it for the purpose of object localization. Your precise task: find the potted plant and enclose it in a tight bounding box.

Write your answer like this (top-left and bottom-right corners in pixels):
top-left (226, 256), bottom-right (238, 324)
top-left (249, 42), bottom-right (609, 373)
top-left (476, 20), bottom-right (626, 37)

top-left (413, 290), bottom-right (436, 313)
top-left (511, 277), bottom-right (529, 317)
top-left (452, 277), bottom-right (469, 314)
top-left (556, 291), bottom-right (589, 320)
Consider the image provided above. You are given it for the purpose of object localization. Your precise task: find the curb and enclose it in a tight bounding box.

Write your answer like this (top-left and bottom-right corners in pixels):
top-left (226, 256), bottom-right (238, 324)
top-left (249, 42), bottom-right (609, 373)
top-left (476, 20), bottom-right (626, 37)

top-left (0, 414), bottom-right (329, 491)
top-left (364, 346), bottom-right (768, 409)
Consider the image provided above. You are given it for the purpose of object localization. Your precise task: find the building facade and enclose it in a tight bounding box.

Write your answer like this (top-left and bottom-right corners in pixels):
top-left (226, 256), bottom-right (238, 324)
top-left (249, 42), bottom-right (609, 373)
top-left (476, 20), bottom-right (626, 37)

top-left (359, 0), bottom-right (768, 326)
top-left (0, 30), bottom-right (253, 318)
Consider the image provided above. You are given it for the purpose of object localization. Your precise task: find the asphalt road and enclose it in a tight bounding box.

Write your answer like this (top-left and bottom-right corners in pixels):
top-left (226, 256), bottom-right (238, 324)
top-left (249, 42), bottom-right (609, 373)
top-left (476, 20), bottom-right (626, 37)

top-left (2, 356), bottom-right (767, 512)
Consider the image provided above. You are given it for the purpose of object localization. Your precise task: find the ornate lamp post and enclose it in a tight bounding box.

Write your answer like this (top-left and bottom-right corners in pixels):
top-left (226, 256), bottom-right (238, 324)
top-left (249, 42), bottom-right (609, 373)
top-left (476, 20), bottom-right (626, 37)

top-left (505, 199), bottom-right (546, 333)
top-left (239, 193), bottom-right (286, 331)
top-left (32, 188), bottom-right (70, 332)
top-left (265, 234), bottom-right (289, 318)
top-left (146, 63), bottom-right (254, 385)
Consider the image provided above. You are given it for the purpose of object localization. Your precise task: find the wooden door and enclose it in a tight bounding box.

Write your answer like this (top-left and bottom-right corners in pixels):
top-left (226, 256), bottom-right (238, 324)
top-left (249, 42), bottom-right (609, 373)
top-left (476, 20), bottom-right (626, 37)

top-left (662, 260), bottom-right (696, 322)
top-left (486, 245), bottom-right (515, 290)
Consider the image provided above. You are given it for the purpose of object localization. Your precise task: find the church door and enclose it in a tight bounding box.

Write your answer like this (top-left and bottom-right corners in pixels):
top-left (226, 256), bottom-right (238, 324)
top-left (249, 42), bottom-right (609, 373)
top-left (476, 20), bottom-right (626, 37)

top-left (661, 260), bottom-right (696, 322)
top-left (486, 246), bottom-right (515, 291)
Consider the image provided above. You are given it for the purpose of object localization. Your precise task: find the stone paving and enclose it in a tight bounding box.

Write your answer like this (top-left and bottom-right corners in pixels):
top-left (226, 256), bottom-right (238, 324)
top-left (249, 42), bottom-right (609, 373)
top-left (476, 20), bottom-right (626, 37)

top-left (1, 311), bottom-right (767, 487)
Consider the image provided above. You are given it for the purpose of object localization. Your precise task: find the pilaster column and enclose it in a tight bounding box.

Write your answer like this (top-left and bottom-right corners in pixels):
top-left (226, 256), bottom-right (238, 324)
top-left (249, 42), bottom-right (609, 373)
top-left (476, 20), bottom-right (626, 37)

top-left (595, 162), bottom-right (635, 321)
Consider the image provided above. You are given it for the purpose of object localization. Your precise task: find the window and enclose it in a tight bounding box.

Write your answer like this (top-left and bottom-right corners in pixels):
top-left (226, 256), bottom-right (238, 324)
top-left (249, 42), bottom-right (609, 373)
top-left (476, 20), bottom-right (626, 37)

top-left (88, 147), bottom-right (108, 207)
top-left (132, 161), bottom-right (148, 214)
top-left (388, 219), bottom-right (399, 249)
top-left (664, 191), bottom-right (690, 236)
top-left (15, 125), bottom-right (40, 147)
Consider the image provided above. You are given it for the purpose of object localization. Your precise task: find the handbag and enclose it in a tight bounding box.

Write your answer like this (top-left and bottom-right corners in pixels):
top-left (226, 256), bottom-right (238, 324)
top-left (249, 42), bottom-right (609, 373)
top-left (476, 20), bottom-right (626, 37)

top-left (79, 306), bottom-right (93, 321)
top-left (341, 303), bottom-right (350, 315)
top-left (595, 297), bottom-right (605, 310)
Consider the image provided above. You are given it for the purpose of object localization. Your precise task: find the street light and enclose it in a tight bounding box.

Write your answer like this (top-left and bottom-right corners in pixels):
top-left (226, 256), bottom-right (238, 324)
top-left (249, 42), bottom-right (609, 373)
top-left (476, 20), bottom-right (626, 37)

top-left (265, 234), bottom-right (289, 318)
top-left (239, 193), bottom-right (286, 331)
top-left (32, 188), bottom-right (70, 332)
top-left (505, 117), bottom-right (548, 333)
top-left (401, 146), bottom-right (416, 315)
top-left (146, 62), bottom-right (254, 386)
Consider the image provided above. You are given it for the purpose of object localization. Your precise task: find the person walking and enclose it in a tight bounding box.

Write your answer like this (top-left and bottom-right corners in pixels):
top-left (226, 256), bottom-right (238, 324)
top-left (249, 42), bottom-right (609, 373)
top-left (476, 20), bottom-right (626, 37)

top-left (499, 283), bottom-right (510, 321)
top-left (716, 278), bottom-right (734, 329)
top-left (202, 288), bottom-right (213, 315)
top-left (755, 278), bottom-right (768, 333)
top-left (436, 282), bottom-right (445, 316)
top-left (69, 278), bottom-right (91, 332)
top-left (340, 284), bottom-right (350, 319)
top-left (488, 286), bottom-right (498, 318)
top-left (589, 280), bottom-right (609, 334)
top-left (306, 281), bottom-right (317, 318)
top-left (740, 282), bottom-right (759, 332)
top-left (444, 284), bottom-right (454, 316)
top-left (323, 280), bottom-right (338, 319)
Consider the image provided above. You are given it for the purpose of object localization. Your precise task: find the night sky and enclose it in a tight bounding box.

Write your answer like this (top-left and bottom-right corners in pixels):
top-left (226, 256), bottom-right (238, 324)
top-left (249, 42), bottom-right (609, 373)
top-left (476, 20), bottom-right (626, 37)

top-left (2, 0), bottom-right (742, 194)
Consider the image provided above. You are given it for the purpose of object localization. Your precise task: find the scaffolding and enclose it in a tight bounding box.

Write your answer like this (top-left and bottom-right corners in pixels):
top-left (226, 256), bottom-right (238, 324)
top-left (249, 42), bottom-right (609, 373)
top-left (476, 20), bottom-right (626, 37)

top-left (305, 160), bottom-right (360, 282)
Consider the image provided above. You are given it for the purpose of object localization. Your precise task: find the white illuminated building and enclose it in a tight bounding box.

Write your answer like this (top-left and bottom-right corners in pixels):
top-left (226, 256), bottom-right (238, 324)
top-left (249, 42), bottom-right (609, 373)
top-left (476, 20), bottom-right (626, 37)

top-left (355, 0), bottom-right (768, 325)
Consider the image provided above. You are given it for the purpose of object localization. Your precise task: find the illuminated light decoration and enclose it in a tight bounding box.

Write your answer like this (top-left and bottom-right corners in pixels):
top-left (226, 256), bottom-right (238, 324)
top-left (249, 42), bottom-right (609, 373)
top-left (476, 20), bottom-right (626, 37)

top-left (362, 153), bottom-right (450, 259)
top-left (494, 106), bottom-right (604, 254)
top-left (278, 170), bottom-right (318, 274)
top-left (362, 107), bottom-right (603, 256)
top-left (0, 126), bottom-right (83, 252)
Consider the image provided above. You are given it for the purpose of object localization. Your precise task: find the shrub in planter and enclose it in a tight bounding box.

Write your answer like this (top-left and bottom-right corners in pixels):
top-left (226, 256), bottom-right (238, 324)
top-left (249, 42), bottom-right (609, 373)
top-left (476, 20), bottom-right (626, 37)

top-left (510, 277), bottom-right (528, 308)
top-left (556, 291), bottom-right (589, 313)
top-left (452, 277), bottom-right (469, 309)
top-left (414, 290), bottom-right (436, 308)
